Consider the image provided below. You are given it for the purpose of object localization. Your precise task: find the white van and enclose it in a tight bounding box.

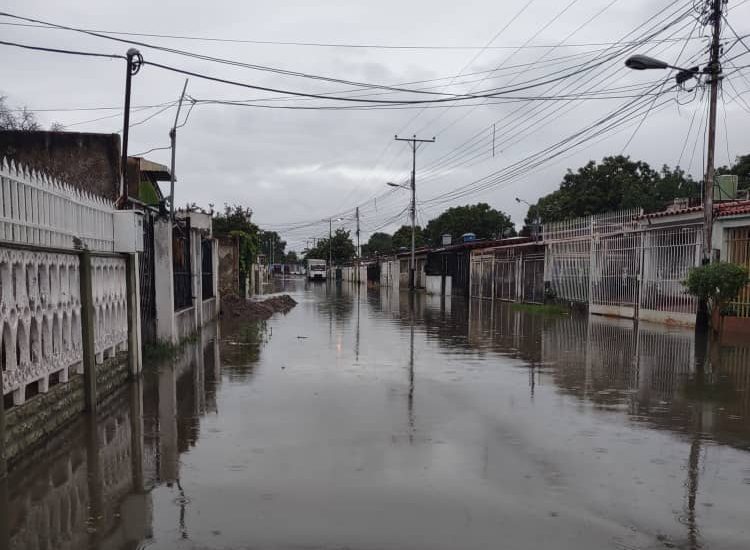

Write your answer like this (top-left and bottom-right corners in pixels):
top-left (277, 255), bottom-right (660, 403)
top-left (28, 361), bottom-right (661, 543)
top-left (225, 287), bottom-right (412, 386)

top-left (306, 259), bottom-right (327, 280)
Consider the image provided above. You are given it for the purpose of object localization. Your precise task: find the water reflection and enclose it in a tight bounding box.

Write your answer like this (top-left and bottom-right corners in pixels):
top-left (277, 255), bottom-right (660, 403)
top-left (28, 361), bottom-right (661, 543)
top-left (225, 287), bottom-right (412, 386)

top-left (3, 282), bottom-right (750, 550)
top-left (2, 323), bottom-right (220, 550)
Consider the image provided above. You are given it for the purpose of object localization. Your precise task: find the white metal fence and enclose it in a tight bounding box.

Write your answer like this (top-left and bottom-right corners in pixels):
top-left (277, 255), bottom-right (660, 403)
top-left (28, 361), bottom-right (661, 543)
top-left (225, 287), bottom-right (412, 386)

top-left (640, 226), bottom-right (701, 317)
top-left (0, 157), bottom-right (115, 252)
top-left (725, 226), bottom-right (750, 317)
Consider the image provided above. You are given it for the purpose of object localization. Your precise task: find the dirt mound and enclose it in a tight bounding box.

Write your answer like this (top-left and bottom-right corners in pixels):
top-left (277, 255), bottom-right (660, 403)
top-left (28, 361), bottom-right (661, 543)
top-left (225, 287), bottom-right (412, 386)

top-left (221, 293), bottom-right (297, 321)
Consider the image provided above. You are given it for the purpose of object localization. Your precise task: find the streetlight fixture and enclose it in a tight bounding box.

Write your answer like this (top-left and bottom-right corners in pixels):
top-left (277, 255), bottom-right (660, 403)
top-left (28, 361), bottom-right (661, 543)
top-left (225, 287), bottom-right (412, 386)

top-left (624, 0), bottom-right (722, 331)
top-left (386, 180), bottom-right (419, 289)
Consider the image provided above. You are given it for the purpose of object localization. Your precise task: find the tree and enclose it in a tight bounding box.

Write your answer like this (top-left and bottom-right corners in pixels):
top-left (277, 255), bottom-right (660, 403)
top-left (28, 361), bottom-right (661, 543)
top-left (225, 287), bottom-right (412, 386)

top-left (304, 228), bottom-right (355, 264)
top-left (259, 230), bottom-right (286, 263)
top-left (718, 154), bottom-right (750, 192)
top-left (525, 156), bottom-right (699, 229)
top-left (212, 204), bottom-right (260, 288)
top-left (363, 232), bottom-right (393, 257)
top-left (285, 250), bottom-right (299, 264)
top-left (423, 203), bottom-right (515, 246)
top-left (391, 225), bottom-right (426, 250)
top-left (0, 96), bottom-right (41, 131)
top-left (684, 262), bottom-right (749, 332)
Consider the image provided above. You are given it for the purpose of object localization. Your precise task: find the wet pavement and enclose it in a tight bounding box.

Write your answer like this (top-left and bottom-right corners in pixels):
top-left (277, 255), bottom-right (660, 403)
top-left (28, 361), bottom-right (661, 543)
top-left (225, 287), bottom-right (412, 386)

top-left (3, 279), bottom-right (750, 550)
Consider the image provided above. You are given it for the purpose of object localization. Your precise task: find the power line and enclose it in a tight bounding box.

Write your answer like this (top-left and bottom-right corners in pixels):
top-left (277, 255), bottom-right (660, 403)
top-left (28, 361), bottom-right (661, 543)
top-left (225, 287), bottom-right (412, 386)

top-left (0, 38), bottom-right (124, 59)
top-left (0, 19), bottom-right (713, 50)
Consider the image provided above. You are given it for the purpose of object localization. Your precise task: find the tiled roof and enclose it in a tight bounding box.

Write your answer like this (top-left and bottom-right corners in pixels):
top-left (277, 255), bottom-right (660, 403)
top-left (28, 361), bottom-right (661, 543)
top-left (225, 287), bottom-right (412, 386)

top-left (640, 200), bottom-right (750, 220)
top-left (641, 205), bottom-right (703, 219)
top-left (716, 200), bottom-right (750, 218)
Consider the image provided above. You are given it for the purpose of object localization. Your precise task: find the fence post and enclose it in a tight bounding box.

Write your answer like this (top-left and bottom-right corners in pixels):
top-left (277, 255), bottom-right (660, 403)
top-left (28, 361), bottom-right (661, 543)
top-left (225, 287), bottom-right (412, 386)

top-left (79, 250), bottom-right (97, 415)
top-left (125, 253), bottom-right (142, 376)
top-left (0, 362), bottom-right (6, 479)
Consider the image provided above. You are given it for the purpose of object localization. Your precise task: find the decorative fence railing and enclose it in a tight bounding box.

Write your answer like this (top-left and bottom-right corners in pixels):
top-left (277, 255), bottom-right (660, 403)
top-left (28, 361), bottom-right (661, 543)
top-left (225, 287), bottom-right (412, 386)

top-left (725, 226), bottom-right (750, 317)
top-left (0, 248), bottom-right (128, 405)
top-left (469, 247), bottom-right (545, 304)
top-left (0, 160), bottom-right (127, 406)
top-left (468, 209), bottom-right (703, 324)
top-left (0, 158), bottom-right (115, 252)
top-left (542, 208), bottom-right (642, 242)
top-left (640, 225), bottom-right (701, 317)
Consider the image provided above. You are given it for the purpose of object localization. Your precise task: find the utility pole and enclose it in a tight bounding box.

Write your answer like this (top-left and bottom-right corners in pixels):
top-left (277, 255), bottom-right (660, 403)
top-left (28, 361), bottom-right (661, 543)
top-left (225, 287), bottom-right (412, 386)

top-left (169, 79), bottom-right (189, 222)
top-left (697, 0), bottom-right (724, 328)
top-left (356, 207), bottom-right (360, 259)
top-left (119, 48), bottom-right (142, 206)
top-left (329, 218), bottom-right (333, 270)
top-left (395, 134), bottom-right (435, 290)
top-left (703, 0), bottom-right (723, 263)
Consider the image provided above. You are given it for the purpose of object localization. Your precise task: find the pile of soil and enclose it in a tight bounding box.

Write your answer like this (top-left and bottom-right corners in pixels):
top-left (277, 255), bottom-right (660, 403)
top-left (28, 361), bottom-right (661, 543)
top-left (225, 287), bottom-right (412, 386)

top-left (221, 293), bottom-right (297, 321)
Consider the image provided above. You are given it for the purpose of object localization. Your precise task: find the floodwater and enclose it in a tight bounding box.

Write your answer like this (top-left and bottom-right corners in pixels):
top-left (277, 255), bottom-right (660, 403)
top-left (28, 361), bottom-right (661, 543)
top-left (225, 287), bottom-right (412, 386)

top-left (3, 279), bottom-right (750, 550)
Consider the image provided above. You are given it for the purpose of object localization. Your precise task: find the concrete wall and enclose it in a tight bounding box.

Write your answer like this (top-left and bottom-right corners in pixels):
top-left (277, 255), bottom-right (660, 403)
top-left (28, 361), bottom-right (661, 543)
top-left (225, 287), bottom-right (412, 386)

top-left (175, 307), bottom-right (196, 342)
top-left (0, 130), bottom-right (121, 200)
top-left (3, 353), bottom-right (128, 465)
top-left (218, 236), bottom-right (240, 296)
top-left (202, 297), bottom-right (218, 324)
top-left (154, 219), bottom-right (176, 342)
top-left (426, 275), bottom-right (452, 296)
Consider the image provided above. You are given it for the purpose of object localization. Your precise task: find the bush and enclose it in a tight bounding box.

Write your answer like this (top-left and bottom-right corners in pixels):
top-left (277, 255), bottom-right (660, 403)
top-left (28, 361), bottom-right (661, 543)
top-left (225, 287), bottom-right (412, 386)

top-left (684, 262), bottom-right (749, 320)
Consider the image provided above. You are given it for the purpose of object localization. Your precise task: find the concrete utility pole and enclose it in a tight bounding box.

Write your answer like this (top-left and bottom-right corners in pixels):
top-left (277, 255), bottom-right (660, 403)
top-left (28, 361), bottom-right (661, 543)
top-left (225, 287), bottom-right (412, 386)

top-left (120, 48), bottom-right (142, 205)
top-left (329, 218), bottom-right (333, 269)
top-left (356, 207), bottom-right (360, 259)
top-left (702, 0), bottom-right (723, 265)
top-left (395, 134), bottom-right (435, 290)
top-left (169, 79), bottom-right (189, 222)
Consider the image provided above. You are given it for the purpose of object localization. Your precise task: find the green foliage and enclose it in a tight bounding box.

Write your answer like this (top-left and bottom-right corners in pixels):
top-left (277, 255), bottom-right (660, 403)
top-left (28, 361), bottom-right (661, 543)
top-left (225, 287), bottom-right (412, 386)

top-left (142, 333), bottom-right (198, 365)
top-left (718, 154), bottom-right (750, 192)
top-left (423, 203), bottom-right (515, 246)
top-left (213, 204), bottom-right (258, 236)
top-left (525, 156), bottom-right (699, 229)
top-left (684, 262), bottom-right (749, 319)
top-left (363, 232), bottom-right (393, 257)
top-left (392, 225), bottom-right (426, 250)
top-left (138, 180), bottom-right (160, 206)
top-left (285, 250), bottom-right (299, 264)
top-left (304, 228), bottom-right (356, 264)
top-left (212, 204), bottom-right (260, 277)
top-left (259, 230), bottom-right (286, 262)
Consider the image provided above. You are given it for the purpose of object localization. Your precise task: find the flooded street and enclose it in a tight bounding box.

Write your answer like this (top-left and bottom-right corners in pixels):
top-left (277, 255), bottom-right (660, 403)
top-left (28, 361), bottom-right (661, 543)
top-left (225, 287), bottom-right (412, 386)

top-left (3, 279), bottom-right (750, 550)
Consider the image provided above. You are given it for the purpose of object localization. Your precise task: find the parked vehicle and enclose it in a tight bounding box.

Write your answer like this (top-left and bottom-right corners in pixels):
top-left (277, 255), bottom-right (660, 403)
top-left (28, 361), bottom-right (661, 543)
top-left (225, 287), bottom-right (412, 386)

top-left (306, 258), bottom-right (327, 280)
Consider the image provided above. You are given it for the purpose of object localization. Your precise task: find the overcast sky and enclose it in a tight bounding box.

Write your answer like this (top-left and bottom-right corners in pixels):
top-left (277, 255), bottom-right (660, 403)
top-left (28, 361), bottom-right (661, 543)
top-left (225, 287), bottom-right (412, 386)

top-left (2, 0), bottom-right (750, 251)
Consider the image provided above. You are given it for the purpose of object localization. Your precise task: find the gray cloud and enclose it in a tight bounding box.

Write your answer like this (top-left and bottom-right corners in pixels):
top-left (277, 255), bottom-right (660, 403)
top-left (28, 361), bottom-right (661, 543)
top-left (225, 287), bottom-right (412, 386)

top-left (2, 0), bottom-right (749, 251)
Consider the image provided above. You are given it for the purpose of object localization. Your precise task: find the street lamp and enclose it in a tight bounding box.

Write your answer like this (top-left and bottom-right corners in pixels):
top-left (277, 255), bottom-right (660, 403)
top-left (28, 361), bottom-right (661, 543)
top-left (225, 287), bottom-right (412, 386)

top-left (625, 0), bottom-right (723, 331)
top-left (386, 181), bottom-right (409, 189)
top-left (386, 180), bottom-right (418, 289)
top-left (625, 55), bottom-right (702, 87)
top-left (516, 197), bottom-right (541, 242)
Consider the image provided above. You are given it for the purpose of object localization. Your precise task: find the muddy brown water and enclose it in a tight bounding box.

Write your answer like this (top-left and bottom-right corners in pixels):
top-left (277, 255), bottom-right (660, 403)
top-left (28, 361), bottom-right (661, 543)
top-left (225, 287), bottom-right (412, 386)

top-left (3, 279), bottom-right (750, 550)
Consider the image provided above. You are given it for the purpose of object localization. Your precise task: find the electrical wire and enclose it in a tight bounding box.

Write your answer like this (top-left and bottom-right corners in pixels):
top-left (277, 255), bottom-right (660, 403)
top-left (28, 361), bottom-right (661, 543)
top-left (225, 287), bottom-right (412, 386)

top-left (0, 38), bottom-right (124, 58)
top-left (0, 20), bottom-right (714, 50)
